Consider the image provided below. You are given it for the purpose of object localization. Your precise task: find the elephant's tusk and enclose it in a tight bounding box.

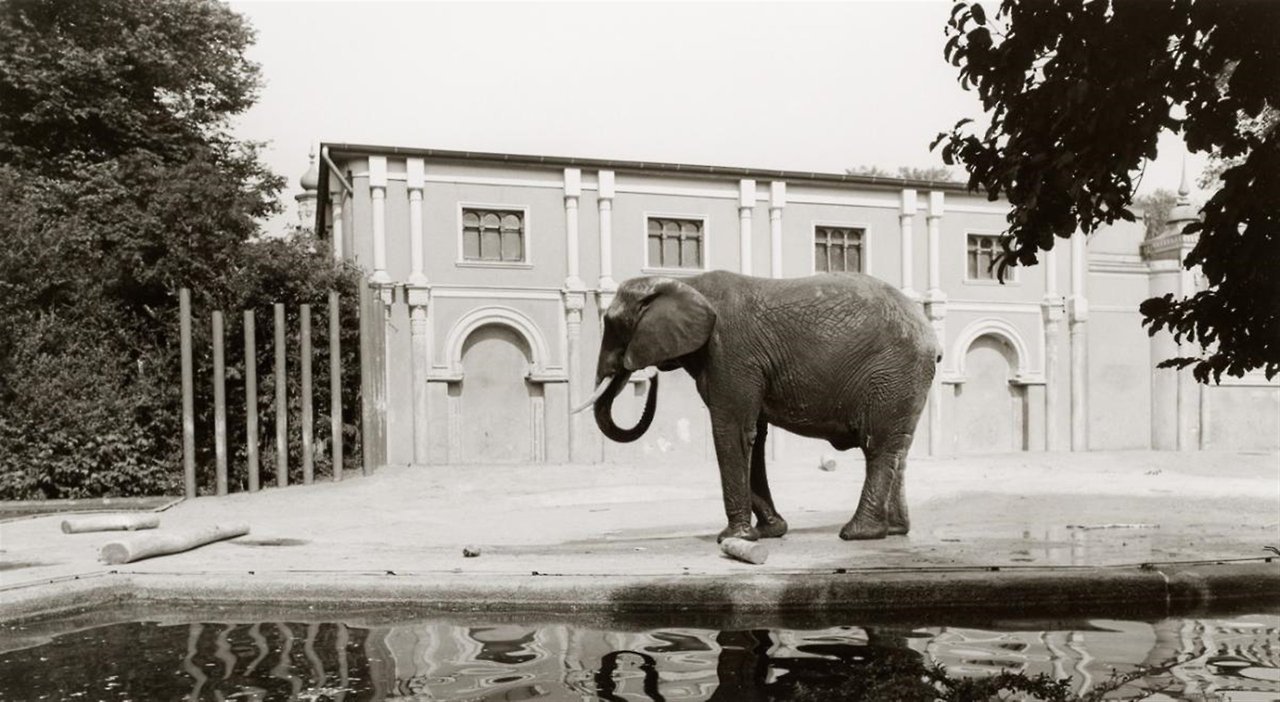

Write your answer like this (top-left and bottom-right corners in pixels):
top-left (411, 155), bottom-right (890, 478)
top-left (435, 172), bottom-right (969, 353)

top-left (571, 377), bottom-right (613, 414)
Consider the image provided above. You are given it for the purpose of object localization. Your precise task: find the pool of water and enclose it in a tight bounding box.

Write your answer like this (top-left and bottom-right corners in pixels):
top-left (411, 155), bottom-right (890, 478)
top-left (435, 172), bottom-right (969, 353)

top-left (2, 613), bottom-right (1277, 701)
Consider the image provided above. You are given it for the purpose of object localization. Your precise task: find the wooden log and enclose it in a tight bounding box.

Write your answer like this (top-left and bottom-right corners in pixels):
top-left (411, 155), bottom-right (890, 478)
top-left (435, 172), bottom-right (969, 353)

top-left (99, 523), bottom-right (250, 565)
top-left (720, 537), bottom-right (769, 565)
top-left (61, 514), bottom-right (160, 534)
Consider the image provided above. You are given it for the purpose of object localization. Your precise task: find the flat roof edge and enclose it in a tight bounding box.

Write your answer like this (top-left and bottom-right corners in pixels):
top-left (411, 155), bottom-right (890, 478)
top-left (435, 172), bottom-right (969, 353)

top-left (320, 142), bottom-right (980, 194)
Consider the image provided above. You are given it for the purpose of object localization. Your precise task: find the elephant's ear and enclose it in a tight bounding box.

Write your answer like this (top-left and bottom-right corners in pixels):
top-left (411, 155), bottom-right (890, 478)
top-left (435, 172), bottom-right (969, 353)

top-left (623, 281), bottom-right (716, 371)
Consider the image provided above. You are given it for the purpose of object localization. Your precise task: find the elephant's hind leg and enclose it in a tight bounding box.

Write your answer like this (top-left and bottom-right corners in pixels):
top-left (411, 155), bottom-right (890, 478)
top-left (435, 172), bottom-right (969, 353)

top-left (840, 432), bottom-right (910, 541)
top-left (750, 419), bottom-right (788, 538)
top-left (886, 449), bottom-right (910, 536)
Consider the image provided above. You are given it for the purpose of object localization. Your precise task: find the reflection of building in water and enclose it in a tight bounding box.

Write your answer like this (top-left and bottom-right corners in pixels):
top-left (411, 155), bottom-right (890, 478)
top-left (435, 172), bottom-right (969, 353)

top-left (150, 616), bottom-right (1279, 700)
top-left (356, 616), bottom-right (1279, 701)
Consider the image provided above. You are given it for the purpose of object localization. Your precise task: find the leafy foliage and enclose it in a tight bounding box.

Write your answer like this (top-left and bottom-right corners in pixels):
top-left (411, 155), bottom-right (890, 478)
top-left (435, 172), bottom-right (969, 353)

top-left (1135, 189), bottom-right (1178, 241)
top-left (0, 0), bottom-right (362, 498)
top-left (934, 0), bottom-right (1280, 381)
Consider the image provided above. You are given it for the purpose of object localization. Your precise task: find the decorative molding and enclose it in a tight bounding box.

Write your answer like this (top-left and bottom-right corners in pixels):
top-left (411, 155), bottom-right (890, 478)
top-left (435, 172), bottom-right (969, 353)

top-left (431, 286), bottom-right (563, 301)
top-left (947, 300), bottom-right (1043, 314)
top-left (439, 305), bottom-right (563, 380)
top-left (950, 316), bottom-right (1035, 379)
top-left (784, 193), bottom-right (900, 210)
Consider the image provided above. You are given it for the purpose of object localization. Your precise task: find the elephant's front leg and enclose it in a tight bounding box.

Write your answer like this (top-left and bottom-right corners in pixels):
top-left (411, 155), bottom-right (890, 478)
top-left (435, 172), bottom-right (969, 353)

top-left (750, 418), bottom-right (788, 538)
top-left (710, 410), bottom-right (762, 543)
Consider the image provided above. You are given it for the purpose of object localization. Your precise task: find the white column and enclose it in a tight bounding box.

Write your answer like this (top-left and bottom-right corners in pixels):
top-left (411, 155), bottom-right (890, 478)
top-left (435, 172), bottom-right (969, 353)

top-left (739, 179), bottom-right (756, 275)
top-left (925, 191), bottom-right (947, 456)
top-left (926, 191), bottom-right (944, 297)
top-left (369, 156), bottom-right (390, 284)
top-left (564, 168), bottom-right (584, 291)
top-left (406, 157), bottom-right (427, 286)
top-left (408, 295), bottom-right (430, 464)
top-left (769, 181), bottom-right (785, 279)
top-left (899, 189), bottom-right (917, 297)
top-left (1042, 245), bottom-right (1064, 450)
top-left (564, 292), bottom-right (586, 462)
top-left (331, 196), bottom-right (344, 262)
top-left (1068, 233), bottom-right (1088, 451)
top-left (597, 170), bottom-right (617, 293)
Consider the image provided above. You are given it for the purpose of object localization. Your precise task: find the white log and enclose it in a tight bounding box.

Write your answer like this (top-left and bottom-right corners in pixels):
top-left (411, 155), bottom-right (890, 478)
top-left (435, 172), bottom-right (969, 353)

top-left (99, 523), bottom-right (249, 565)
top-left (720, 537), bottom-right (769, 565)
top-left (61, 514), bottom-right (160, 534)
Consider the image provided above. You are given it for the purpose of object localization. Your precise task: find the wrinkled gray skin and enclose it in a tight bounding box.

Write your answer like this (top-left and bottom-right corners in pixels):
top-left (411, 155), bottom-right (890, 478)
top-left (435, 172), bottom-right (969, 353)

top-left (593, 271), bottom-right (940, 543)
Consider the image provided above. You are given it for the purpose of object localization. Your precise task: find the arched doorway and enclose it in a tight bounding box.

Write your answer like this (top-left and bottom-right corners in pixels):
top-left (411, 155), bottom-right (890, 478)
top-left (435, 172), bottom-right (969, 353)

top-left (954, 334), bottom-right (1026, 453)
top-left (458, 324), bottom-right (535, 463)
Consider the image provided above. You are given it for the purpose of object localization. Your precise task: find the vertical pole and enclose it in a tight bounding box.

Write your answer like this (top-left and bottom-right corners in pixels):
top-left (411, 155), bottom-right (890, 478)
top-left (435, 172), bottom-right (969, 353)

top-left (330, 291), bottom-right (343, 481)
top-left (274, 303), bottom-right (288, 487)
top-left (244, 310), bottom-right (259, 492)
top-left (769, 181), bottom-right (786, 279)
top-left (563, 168), bottom-right (584, 290)
top-left (738, 179), bottom-right (755, 275)
top-left (179, 289), bottom-right (196, 498)
top-left (598, 170), bottom-right (617, 292)
top-left (369, 156), bottom-right (390, 284)
top-left (359, 284), bottom-right (375, 476)
top-left (212, 311), bottom-right (228, 496)
top-left (301, 304), bottom-right (314, 483)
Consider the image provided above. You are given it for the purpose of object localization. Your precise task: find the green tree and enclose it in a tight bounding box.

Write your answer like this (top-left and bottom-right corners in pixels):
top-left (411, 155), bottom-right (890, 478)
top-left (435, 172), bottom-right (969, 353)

top-left (933, 0), bottom-right (1279, 382)
top-left (0, 0), bottom-right (361, 498)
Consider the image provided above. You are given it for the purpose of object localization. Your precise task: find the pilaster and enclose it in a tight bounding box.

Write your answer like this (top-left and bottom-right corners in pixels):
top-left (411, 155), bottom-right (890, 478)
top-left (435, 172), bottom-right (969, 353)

top-left (563, 290), bottom-right (587, 462)
top-left (406, 158), bottom-right (428, 286)
top-left (597, 170), bottom-right (617, 295)
top-left (368, 156), bottom-right (390, 285)
top-left (331, 195), bottom-right (345, 262)
top-left (769, 181), bottom-right (785, 279)
top-left (564, 168), bottom-right (585, 291)
top-left (925, 295), bottom-right (947, 457)
top-left (739, 179), bottom-right (756, 275)
top-left (407, 287), bottom-right (431, 464)
top-left (1068, 233), bottom-right (1088, 451)
top-left (900, 188), bottom-right (918, 298)
top-left (926, 191), bottom-right (945, 298)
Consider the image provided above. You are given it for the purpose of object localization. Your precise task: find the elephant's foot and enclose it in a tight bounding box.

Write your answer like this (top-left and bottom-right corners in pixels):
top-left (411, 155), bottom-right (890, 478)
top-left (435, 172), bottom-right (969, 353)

top-left (839, 516), bottom-right (888, 541)
top-left (886, 513), bottom-right (910, 536)
top-left (755, 514), bottom-right (789, 539)
top-left (717, 523), bottom-right (761, 543)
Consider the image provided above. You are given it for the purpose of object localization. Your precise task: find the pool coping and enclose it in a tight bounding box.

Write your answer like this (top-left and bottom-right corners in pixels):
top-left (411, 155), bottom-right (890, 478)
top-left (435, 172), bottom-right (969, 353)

top-left (4, 560), bottom-right (1277, 631)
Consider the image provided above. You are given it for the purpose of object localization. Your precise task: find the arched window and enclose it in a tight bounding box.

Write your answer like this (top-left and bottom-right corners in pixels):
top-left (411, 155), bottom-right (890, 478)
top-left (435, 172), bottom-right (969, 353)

top-left (463, 208), bottom-right (525, 262)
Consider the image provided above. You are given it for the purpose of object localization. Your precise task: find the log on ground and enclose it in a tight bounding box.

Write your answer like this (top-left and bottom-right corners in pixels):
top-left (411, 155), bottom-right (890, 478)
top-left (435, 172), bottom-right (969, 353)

top-left (720, 537), bottom-right (769, 565)
top-left (99, 523), bottom-right (250, 565)
top-left (61, 514), bottom-right (160, 534)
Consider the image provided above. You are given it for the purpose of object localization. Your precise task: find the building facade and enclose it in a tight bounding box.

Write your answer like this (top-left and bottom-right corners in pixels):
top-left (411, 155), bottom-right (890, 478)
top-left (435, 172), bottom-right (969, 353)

top-left (309, 144), bottom-right (1278, 466)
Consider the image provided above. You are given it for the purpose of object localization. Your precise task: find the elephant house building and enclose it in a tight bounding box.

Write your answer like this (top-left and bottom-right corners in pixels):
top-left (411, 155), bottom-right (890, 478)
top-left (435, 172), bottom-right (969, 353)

top-left (296, 144), bottom-right (1279, 467)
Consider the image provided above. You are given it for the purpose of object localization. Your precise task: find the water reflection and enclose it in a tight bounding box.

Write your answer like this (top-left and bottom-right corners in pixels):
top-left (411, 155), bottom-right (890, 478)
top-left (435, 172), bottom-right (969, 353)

top-left (1, 615), bottom-right (1277, 700)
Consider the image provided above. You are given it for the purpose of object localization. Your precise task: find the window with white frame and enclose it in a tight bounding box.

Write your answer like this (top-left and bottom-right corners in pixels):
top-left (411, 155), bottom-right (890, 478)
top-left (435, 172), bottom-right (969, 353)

top-left (814, 226), bottom-right (864, 273)
top-left (966, 233), bottom-right (1000, 280)
top-left (646, 217), bottom-right (703, 269)
top-left (462, 208), bottom-right (525, 263)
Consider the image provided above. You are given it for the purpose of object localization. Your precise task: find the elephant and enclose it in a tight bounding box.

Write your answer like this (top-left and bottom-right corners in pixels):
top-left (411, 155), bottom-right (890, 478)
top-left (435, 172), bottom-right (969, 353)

top-left (576, 270), bottom-right (940, 543)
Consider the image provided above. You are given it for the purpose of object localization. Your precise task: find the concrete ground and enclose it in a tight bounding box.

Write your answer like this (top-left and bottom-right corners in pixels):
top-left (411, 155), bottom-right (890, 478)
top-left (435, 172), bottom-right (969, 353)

top-left (2, 451), bottom-right (1277, 623)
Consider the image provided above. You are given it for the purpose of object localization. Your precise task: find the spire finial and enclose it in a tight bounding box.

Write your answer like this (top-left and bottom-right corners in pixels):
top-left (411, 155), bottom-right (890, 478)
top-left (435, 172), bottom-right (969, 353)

top-left (1177, 154), bottom-right (1190, 202)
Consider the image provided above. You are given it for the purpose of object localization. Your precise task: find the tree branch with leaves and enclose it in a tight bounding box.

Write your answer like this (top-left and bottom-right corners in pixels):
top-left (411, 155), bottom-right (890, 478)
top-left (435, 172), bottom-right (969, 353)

top-left (933, 0), bottom-right (1279, 382)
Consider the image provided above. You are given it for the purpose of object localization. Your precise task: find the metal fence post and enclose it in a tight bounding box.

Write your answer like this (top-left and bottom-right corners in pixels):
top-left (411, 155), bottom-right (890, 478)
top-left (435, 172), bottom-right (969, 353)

top-left (180, 289), bottom-right (195, 498)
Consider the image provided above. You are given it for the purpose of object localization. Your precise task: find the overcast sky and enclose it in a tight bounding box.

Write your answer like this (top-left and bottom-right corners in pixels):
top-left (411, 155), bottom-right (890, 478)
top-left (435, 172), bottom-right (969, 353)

top-left (230, 1), bottom-right (1204, 236)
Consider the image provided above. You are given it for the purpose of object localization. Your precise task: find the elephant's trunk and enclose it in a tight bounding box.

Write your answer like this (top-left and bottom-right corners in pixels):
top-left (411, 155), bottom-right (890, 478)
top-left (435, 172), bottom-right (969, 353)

top-left (593, 371), bottom-right (659, 443)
